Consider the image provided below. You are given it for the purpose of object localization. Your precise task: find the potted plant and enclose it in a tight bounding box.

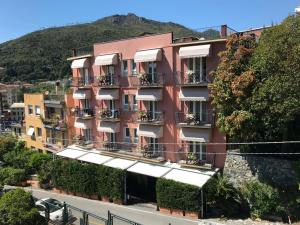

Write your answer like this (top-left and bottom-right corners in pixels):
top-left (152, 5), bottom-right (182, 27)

top-left (139, 111), bottom-right (148, 121)
top-left (186, 113), bottom-right (195, 124)
top-left (186, 152), bottom-right (199, 165)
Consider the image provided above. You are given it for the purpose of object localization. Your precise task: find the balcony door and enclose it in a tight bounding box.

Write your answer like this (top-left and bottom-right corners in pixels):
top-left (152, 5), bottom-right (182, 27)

top-left (188, 101), bottom-right (202, 121)
top-left (83, 128), bottom-right (92, 142)
top-left (187, 57), bottom-right (206, 82)
top-left (80, 68), bottom-right (89, 86)
top-left (82, 99), bottom-right (90, 109)
top-left (147, 62), bottom-right (157, 83)
top-left (149, 137), bottom-right (159, 153)
top-left (106, 65), bottom-right (114, 84)
top-left (188, 141), bottom-right (206, 160)
top-left (108, 100), bottom-right (116, 118)
top-left (148, 101), bottom-right (157, 120)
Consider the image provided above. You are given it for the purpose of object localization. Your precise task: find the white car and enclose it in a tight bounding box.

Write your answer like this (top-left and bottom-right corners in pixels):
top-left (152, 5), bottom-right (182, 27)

top-left (35, 198), bottom-right (75, 224)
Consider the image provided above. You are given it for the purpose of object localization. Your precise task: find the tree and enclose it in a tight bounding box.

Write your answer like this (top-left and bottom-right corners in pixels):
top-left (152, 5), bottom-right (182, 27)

top-left (209, 34), bottom-right (257, 141)
top-left (0, 189), bottom-right (46, 225)
top-left (0, 135), bottom-right (18, 160)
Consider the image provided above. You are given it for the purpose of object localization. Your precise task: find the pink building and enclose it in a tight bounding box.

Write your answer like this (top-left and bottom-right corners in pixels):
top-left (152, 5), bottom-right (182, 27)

top-left (68, 31), bottom-right (227, 169)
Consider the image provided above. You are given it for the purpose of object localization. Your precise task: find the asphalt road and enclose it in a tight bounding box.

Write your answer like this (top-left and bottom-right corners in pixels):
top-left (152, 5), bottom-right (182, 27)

top-left (17, 186), bottom-right (199, 225)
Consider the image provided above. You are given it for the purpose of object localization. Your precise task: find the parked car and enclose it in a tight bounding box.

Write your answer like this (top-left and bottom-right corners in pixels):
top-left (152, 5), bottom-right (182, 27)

top-left (35, 198), bottom-right (76, 224)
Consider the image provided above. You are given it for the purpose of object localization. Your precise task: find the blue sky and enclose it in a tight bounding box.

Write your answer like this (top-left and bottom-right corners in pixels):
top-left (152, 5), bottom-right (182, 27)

top-left (0, 0), bottom-right (299, 43)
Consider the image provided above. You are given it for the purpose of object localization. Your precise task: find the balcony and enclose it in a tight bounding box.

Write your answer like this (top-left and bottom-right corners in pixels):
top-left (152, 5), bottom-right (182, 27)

top-left (175, 112), bottom-right (214, 128)
top-left (136, 111), bottom-right (164, 125)
top-left (134, 73), bottom-right (164, 88)
top-left (43, 116), bottom-right (67, 130)
top-left (97, 108), bottom-right (120, 121)
top-left (71, 77), bottom-right (93, 88)
top-left (178, 149), bottom-right (215, 170)
top-left (74, 135), bottom-right (93, 149)
top-left (95, 75), bottom-right (119, 88)
top-left (44, 138), bottom-right (66, 152)
top-left (10, 120), bottom-right (24, 128)
top-left (44, 94), bottom-right (65, 106)
top-left (140, 144), bottom-right (165, 159)
top-left (175, 71), bottom-right (210, 87)
top-left (74, 108), bottom-right (94, 119)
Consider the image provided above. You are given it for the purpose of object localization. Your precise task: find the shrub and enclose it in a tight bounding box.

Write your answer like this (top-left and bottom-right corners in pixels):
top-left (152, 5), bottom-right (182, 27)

top-left (241, 180), bottom-right (282, 219)
top-left (156, 178), bottom-right (200, 212)
top-left (28, 152), bottom-right (52, 172)
top-left (0, 189), bottom-right (47, 225)
top-left (0, 167), bottom-right (27, 186)
top-left (0, 135), bottom-right (18, 160)
top-left (3, 149), bottom-right (34, 172)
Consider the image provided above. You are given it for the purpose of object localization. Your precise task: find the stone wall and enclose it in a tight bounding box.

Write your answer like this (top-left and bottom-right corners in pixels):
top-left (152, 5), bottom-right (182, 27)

top-left (223, 152), bottom-right (297, 188)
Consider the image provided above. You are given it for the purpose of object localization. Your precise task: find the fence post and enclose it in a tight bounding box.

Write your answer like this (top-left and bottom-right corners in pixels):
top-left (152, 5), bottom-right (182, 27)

top-left (108, 210), bottom-right (112, 225)
top-left (62, 202), bottom-right (68, 225)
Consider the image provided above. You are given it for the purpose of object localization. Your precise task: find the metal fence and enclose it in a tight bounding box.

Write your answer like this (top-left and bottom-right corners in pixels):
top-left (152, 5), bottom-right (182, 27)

top-left (108, 211), bottom-right (142, 225)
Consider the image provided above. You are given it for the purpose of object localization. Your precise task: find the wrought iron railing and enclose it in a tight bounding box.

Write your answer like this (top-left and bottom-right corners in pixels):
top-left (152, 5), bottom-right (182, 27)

top-left (140, 144), bottom-right (165, 159)
top-left (175, 71), bottom-right (210, 86)
top-left (136, 73), bottom-right (164, 87)
top-left (71, 77), bottom-right (93, 87)
top-left (98, 108), bottom-right (120, 120)
top-left (74, 108), bottom-right (94, 118)
top-left (95, 75), bottom-right (119, 87)
top-left (136, 111), bottom-right (164, 124)
top-left (175, 111), bottom-right (214, 126)
top-left (44, 94), bottom-right (65, 103)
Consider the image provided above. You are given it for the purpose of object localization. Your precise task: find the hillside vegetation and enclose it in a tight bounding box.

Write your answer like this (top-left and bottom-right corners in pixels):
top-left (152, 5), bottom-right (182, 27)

top-left (0, 13), bottom-right (218, 82)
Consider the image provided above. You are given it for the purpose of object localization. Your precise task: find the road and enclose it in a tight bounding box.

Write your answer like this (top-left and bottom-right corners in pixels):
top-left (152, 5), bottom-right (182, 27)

top-left (16, 186), bottom-right (199, 225)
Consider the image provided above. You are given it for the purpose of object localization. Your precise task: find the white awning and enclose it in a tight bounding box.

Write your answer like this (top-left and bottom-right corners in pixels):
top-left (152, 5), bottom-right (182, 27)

top-left (96, 89), bottom-right (119, 100)
top-left (179, 128), bottom-right (210, 142)
top-left (11, 103), bottom-right (25, 108)
top-left (163, 168), bottom-right (214, 188)
top-left (136, 89), bottom-right (162, 101)
top-left (98, 122), bottom-right (120, 133)
top-left (179, 44), bottom-right (211, 58)
top-left (137, 124), bottom-right (163, 138)
top-left (78, 153), bottom-right (113, 165)
top-left (73, 90), bottom-right (91, 100)
top-left (134, 49), bottom-right (162, 63)
top-left (71, 58), bottom-right (89, 69)
top-left (56, 145), bottom-right (88, 159)
top-left (128, 162), bottom-right (171, 178)
top-left (103, 158), bottom-right (137, 170)
top-left (179, 88), bottom-right (209, 101)
top-left (95, 54), bottom-right (118, 66)
top-left (74, 118), bottom-right (93, 129)
top-left (27, 127), bottom-right (35, 136)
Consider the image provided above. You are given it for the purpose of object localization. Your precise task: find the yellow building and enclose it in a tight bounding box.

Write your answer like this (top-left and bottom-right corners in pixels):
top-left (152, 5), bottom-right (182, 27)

top-left (24, 93), bottom-right (75, 153)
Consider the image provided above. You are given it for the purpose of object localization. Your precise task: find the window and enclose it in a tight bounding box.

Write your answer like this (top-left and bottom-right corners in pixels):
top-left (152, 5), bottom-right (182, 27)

top-left (37, 127), bottom-right (42, 137)
top-left (35, 106), bottom-right (41, 115)
top-left (149, 137), bottom-right (159, 153)
top-left (83, 129), bottom-right (92, 142)
top-left (109, 133), bottom-right (116, 143)
top-left (122, 60), bottom-right (128, 76)
top-left (133, 128), bottom-right (138, 144)
top-left (188, 142), bottom-right (206, 160)
top-left (28, 105), bottom-right (33, 115)
top-left (188, 101), bottom-right (207, 121)
top-left (132, 95), bottom-right (138, 111)
top-left (147, 62), bottom-right (157, 83)
top-left (187, 57), bottom-right (206, 82)
top-left (124, 127), bottom-right (131, 143)
top-left (83, 99), bottom-right (90, 109)
top-left (123, 94), bottom-right (129, 111)
top-left (131, 60), bottom-right (137, 75)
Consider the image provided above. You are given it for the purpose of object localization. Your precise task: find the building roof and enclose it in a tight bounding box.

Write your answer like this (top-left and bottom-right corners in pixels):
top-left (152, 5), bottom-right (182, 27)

top-left (10, 103), bottom-right (25, 108)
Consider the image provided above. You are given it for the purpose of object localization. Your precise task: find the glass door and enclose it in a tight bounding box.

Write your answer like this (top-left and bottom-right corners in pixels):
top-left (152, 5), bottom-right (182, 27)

top-left (84, 68), bottom-right (89, 85)
top-left (147, 62), bottom-right (157, 84)
top-left (107, 65), bottom-right (114, 84)
top-left (149, 101), bottom-right (157, 120)
top-left (188, 101), bottom-right (202, 121)
top-left (149, 137), bottom-right (159, 154)
top-left (188, 141), bottom-right (206, 160)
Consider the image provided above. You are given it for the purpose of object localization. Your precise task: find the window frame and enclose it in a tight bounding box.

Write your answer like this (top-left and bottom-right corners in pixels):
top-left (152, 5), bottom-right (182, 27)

top-left (28, 105), bottom-right (33, 115)
top-left (124, 127), bottom-right (131, 143)
top-left (122, 60), bottom-right (128, 76)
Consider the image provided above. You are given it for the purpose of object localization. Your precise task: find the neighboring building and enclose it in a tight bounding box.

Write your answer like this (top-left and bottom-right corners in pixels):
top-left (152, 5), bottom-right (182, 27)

top-left (23, 92), bottom-right (75, 153)
top-left (10, 103), bottom-right (25, 137)
top-left (67, 29), bottom-right (230, 169)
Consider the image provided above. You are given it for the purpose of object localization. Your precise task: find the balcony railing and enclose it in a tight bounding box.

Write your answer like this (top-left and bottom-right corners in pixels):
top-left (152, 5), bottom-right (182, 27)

top-left (175, 71), bottom-right (210, 86)
top-left (136, 111), bottom-right (164, 124)
top-left (74, 135), bottom-right (94, 149)
top-left (43, 116), bottom-right (67, 130)
top-left (175, 112), bottom-right (214, 127)
top-left (44, 94), bottom-right (65, 104)
top-left (74, 108), bottom-right (94, 119)
top-left (134, 73), bottom-right (164, 87)
top-left (10, 120), bottom-right (24, 127)
top-left (98, 108), bottom-right (120, 121)
top-left (71, 77), bottom-right (93, 87)
top-left (140, 144), bottom-right (165, 159)
top-left (95, 75), bottom-right (119, 87)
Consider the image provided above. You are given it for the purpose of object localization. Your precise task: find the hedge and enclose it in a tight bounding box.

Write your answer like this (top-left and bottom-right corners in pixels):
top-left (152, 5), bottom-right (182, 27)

top-left (51, 159), bottom-right (124, 201)
top-left (156, 178), bottom-right (200, 212)
top-left (0, 167), bottom-right (27, 185)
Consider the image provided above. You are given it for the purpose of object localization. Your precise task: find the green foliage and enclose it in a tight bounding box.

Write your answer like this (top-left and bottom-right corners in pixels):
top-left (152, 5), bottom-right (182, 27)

top-left (205, 175), bottom-right (243, 217)
top-left (241, 180), bottom-right (282, 219)
top-left (0, 14), bottom-right (219, 82)
top-left (28, 152), bottom-right (52, 172)
top-left (51, 159), bottom-right (124, 201)
top-left (0, 135), bottom-right (19, 160)
top-left (0, 189), bottom-right (46, 225)
top-left (3, 149), bottom-right (33, 171)
top-left (156, 178), bottom-right (200, 212)
top-left (0, 167), bottom-right (27, 185)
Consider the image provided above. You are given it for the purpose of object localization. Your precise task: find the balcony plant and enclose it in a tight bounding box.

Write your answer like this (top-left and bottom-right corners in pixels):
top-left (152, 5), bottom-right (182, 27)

top-left (186, 152), bottom-right (200, 165)
top-left (186, 113), bottom-right (195, 125)
top-left (139, 110), bottom-right (148, 121)
top-left (138, 73), bottom-right (150, 85)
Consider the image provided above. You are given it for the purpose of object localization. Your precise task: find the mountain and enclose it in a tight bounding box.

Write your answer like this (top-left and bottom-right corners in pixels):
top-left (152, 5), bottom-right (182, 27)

top-left (0, 13), bottom-right (218, 83)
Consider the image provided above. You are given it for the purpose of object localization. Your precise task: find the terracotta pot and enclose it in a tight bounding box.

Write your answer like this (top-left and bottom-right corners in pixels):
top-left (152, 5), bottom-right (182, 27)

top-left (113, 199), bottom-right (123, 205)
top-left (101, 196), bottom-right (110, 202)
top-left (171, 209), bottom-right (184, 216)
top-left (159, 207), bottom-right (171, 215)
top-left (185, 211), bottom-right (199, 219)
top-left (90, 194), bottom-right (99, 200)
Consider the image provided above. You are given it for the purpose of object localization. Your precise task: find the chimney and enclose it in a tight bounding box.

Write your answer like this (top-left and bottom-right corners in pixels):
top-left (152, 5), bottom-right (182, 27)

top-left (220, 25), bottom-right (228, 38)
top-left (72, 49), bottom-right (77, 57)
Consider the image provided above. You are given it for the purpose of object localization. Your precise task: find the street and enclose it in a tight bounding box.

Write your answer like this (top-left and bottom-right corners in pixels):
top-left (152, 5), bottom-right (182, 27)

top-left (20, 187), bottom-right (198, 225)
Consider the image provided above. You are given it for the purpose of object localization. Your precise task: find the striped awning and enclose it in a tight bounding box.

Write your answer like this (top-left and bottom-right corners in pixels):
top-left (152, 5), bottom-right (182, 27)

top-left (137, 124), bottom-right (163, 138)
top-left (74, 118), bottom-right (93, 129)
top-left (179, 128), bottom-right (210, 142)
top-left (96, 89), bottom-right (119, 100)
top-left (95, 54), bottom-right (118, 66)
top-left (71, 58), bottom-right (89, 69)
top-left (136, 89), bottom-right (162, 101)
top-left (179, 88), bottom-right (208, 101)
top-left (98, 122), bottom-right (120, 133)
top-left (179, 44), bottom-right (211, 58)
top-left (134, 49), bottom-right (162, 62)
top-left (73, 90), bottom-right (91, 100)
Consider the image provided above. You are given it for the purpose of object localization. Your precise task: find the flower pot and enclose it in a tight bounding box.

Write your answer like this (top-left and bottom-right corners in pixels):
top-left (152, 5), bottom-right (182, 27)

top-left (185, 211), bottom-right (199, 219)
top-left (159, 207), bottom-right (171, 215)
top-left (101, 196), bottom-right (110, 202)
top-left (171, 209), bottom-right (184, 216)
top-left (113, 199), bottom-right (123, 205)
